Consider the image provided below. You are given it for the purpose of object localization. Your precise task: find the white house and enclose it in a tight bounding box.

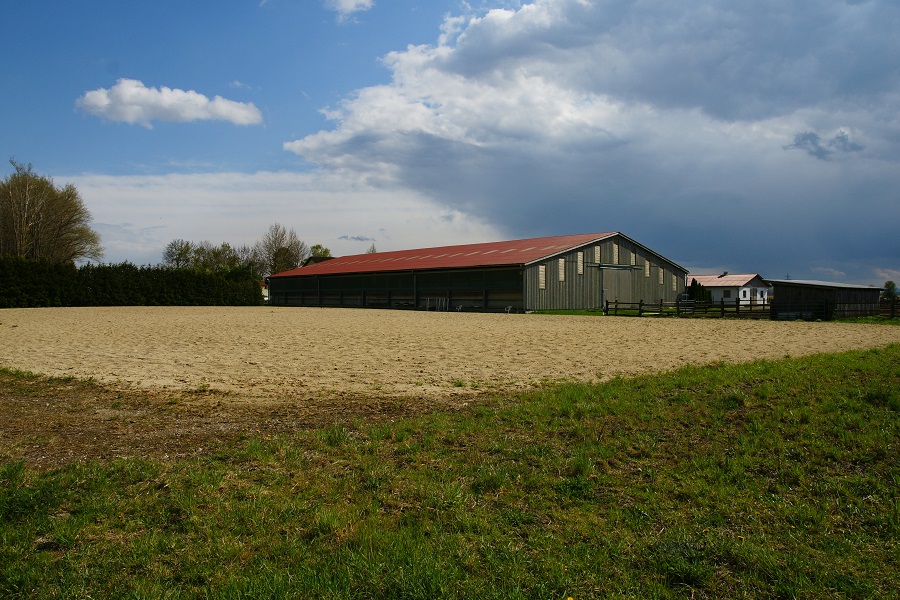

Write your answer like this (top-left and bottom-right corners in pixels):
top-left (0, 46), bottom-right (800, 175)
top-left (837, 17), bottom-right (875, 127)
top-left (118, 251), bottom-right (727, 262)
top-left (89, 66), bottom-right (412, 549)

top-left (688, 273), bottom-right (772, 305)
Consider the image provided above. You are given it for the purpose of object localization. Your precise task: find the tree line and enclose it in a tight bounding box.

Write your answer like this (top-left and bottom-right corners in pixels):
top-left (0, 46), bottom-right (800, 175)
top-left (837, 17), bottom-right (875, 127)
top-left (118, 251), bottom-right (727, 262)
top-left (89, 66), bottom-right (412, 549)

top-left (0, 161), bottom-right (332, 307)
top-left (161, 223), bottom-right (332, 279)
top-left (0, 258), bottom-right (262, 308)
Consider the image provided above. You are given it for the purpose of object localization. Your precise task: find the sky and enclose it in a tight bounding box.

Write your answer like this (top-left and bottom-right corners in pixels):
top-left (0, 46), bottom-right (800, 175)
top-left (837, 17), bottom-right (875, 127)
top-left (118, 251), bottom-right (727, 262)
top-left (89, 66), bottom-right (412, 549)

top-left (2, 0), bottom-right (898, 285)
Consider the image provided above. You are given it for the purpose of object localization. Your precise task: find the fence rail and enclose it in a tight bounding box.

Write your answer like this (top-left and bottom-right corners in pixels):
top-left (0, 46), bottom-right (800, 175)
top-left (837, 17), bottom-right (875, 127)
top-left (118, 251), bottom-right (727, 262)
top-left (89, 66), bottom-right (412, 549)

top-left (880, 298), bottom-right (900, 319)
top-left (603, 298), bottom-right (899, 320)
top-left (604, 298), bottom-right (771, 318)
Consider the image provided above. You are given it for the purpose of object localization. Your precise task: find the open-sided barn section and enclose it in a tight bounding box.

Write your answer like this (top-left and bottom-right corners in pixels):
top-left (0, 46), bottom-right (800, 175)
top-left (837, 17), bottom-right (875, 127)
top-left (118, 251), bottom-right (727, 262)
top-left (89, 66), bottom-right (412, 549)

top-left (267, 232), bottom-right (687, 312)
top-left (770, 280), bottom-right (883, 320)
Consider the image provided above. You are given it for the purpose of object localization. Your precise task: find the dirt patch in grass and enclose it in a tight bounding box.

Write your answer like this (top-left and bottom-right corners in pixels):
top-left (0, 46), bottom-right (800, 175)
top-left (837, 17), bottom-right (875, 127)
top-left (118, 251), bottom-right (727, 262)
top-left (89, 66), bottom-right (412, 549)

top-left (0, 371), bottom-right (471, 470)
top-left (1, 306), bottom-right (897, 469)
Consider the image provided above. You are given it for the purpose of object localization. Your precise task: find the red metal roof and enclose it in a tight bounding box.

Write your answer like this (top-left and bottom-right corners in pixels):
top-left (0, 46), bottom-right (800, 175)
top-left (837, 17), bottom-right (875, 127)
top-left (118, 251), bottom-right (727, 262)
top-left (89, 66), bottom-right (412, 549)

top-left (269, 232), bottom-right (617, 278)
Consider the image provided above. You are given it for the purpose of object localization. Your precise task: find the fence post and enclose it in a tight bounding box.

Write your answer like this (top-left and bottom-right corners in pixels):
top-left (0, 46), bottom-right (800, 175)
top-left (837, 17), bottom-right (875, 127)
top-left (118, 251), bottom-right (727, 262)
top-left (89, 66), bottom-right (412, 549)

top-left (735, 297), bottom-right (740, 316)
top-left (639, 300), bottom-right (644, 316)
top-left (720, 298), bottom-right (725, 317)
top-left (676, 297), bottom-right (680, 316)
top-left (892, 298), bottom-right (896, 320)
top-left (604, 299), bottom-right (609, 315)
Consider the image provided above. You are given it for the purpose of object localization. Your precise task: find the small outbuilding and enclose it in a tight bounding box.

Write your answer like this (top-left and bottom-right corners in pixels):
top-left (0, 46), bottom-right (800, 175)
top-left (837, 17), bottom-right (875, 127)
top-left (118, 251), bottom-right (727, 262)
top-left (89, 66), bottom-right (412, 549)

top-left (688, 273), bottom-right (772, 305)
top-left (769, 279), bottom-right (883, 320)
top-left (267, 232), bottom-right (688, 312)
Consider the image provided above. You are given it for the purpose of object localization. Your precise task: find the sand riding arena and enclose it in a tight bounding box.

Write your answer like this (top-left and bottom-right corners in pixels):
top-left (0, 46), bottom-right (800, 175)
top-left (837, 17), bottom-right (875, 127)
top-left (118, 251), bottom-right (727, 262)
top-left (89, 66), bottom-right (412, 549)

top-left (1, 306), bottom-right (898, 468)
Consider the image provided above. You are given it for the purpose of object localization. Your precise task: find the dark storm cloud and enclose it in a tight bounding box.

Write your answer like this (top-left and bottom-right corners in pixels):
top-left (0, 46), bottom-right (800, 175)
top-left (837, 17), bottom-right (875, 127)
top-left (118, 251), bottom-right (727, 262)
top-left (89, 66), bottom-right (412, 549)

top-left (784, 130), bottom-right (866, 160)
top-left (437, 1), bottom-right (900, 122)
top-left (828, 131), bottom-right (865, 153)
top-left (784, 132), bottom-right (833, 160)
top-left (286, 0), bottom-right (900, 284)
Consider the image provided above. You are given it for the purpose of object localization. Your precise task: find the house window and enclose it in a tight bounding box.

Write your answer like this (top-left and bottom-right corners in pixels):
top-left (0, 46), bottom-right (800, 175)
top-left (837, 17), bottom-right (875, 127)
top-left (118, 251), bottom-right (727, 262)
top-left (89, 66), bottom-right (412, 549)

top-left (577, 251), bottom-right (584, 275)
top-left (724, 289), bottom-right (731, 299)
top-left (558, 258), bottom-right (566, 282)
top-left (645, 261), bottom-right (651, 277)
top-left (742, 289), bottom-right (748, 299)
top-left (539, 265), bottom-right (546, 289)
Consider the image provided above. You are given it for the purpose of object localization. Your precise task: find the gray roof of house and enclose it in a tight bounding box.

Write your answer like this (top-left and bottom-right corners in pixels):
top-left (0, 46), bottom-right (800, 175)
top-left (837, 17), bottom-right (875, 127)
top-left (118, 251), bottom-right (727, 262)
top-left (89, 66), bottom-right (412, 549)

top-left (768, 279), bottom-right (882, 290)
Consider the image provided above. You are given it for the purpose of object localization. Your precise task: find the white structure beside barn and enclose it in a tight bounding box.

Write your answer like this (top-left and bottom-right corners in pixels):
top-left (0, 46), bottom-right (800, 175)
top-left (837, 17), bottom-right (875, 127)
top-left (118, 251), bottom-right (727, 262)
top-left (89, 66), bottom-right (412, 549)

top-left (688, 273), bottom-right (772, 305)
top-left (267, 232), bottom-right (688, 312)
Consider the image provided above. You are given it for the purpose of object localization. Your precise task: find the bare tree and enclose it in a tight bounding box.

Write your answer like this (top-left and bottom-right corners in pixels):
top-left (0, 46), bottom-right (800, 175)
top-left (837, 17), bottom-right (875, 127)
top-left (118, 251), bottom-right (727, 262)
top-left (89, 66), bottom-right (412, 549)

top-left (0, 160), bottom-right (103, 263)
top-left (254, 223), bottom-right (308, 276)
top-left (366, 243), bottom-right (377, 254)
top-left (235, 244), bottom-right (264, 278)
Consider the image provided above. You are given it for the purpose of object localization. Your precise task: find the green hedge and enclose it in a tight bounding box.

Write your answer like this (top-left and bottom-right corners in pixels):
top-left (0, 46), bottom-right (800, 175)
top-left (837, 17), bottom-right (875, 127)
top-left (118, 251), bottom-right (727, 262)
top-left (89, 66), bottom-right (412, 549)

top-left (0, 258), bottom-right (263, 308)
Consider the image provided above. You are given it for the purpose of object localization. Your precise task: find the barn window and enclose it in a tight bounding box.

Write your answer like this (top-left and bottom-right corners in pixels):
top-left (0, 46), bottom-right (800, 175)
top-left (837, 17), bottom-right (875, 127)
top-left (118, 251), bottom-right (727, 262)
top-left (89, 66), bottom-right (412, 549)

top-left (539, 265), bottom-right (546, 289)
top-left (645, 261), bottom-right (651, 278)
top-left (558, 258), bottom-right (566, 282)
top-left (613, 242), bottom-right (620, 264)
top-left (631, 251), bottom-right (636, 266)
top-left (594, 245), bottom-right (602, 264)
top-left (577, 251), bottom-right (584, 275)
top-left (658, 266), bottom-right (664, 285)
top-left (671, 274), bottom-right (677, 292)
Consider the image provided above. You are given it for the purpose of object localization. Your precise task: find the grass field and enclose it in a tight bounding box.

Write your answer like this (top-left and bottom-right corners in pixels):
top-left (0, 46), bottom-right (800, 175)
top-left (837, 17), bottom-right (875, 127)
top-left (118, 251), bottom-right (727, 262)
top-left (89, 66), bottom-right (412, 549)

top-left (1, 340), bottom-right (898, 598)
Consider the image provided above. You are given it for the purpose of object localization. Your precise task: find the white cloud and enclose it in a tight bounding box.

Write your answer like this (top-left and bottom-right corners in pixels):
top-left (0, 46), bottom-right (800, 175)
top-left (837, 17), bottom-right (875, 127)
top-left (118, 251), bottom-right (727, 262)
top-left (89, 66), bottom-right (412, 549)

top-left (76, 79), bottom-right (263, 128)
top-left (324, 0), bottom-right (374, 22)
top-left (71, 171), bottom-right (502, 266)
top-left (811, 266), bottom-right (847, 279)
top-left (283, 0), bottom-right (900, 284)
top-left (875, 268), bottom-right (900, 282)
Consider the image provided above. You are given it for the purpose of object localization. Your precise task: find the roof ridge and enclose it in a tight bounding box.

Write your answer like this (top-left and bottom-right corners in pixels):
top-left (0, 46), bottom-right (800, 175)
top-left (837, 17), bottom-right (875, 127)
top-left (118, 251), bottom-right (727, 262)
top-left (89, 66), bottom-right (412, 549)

top-left (269, 232), bottom-right (617, 278)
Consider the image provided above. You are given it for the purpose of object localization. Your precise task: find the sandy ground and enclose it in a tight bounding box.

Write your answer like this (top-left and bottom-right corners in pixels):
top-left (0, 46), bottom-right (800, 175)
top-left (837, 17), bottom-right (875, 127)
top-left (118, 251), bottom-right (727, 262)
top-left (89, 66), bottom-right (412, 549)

top-left (2, 306), bottom-right (898, 403)
top-left (3, 306), bottom-right (898, 468)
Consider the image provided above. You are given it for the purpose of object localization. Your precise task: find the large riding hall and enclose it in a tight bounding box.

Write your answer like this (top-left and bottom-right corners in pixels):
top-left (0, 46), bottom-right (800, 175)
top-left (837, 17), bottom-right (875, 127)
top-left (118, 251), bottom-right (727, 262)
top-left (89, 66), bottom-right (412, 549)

top-left (266, 232), bottom-right (688, 313)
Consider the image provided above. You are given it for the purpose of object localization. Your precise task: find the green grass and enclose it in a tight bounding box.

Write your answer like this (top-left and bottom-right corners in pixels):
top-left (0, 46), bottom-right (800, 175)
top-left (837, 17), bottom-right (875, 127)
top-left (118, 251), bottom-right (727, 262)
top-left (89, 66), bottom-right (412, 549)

top-left (2, 345), bottom-right (899, 598)
top-left (835, 315), bottom-right (900, 325)
top-left (529, 309), bottom-right (606, 316)
top-left (534, 309), bottom-right (900, 323)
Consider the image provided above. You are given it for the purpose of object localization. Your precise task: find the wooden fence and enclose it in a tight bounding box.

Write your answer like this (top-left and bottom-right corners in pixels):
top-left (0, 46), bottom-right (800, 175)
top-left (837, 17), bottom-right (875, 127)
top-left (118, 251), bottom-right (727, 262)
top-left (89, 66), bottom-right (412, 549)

top-left (880, 298), bottom-right (900, 319)
top-left (604, 298), bottom-right (771, 318)
top-left (604, 298), bottom-right (899, 320)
